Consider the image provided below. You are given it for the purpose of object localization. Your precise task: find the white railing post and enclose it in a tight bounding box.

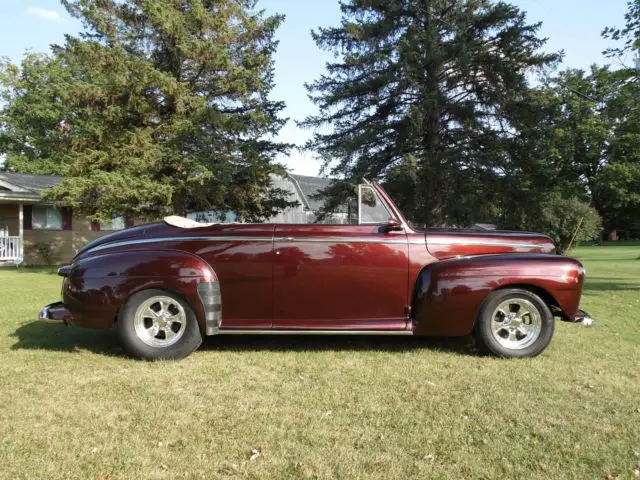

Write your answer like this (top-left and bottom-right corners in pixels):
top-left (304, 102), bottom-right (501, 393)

top-left (18, 203), bottom-right (24, 261)
top-left (0, 236), bottom-right (21, 261)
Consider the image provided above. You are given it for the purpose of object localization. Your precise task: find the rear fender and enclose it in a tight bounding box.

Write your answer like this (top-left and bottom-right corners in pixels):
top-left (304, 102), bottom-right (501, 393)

top-left (412, 254), bottom-right (584, 336)
top-left (64, 250), bottom-right (221, 335)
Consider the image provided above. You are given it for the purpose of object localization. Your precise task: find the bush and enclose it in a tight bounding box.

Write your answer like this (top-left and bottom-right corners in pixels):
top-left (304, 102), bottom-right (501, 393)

top-left (525, 195), bottom-right (602, 253)
top-left (32, 242), bottom-right (58, 266)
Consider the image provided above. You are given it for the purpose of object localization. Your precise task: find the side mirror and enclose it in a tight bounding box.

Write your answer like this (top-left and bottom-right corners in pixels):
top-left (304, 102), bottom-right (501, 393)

top-left (385, 218), bottom-right (403, 232)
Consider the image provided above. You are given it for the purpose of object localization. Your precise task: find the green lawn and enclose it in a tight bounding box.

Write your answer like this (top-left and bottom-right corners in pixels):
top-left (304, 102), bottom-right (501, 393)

top-left (1, 245), bottom-right (639, 479)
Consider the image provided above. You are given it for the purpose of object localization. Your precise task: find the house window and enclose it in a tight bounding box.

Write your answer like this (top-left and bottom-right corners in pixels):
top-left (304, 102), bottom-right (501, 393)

top-left (32, 206), bottom-right (63, 230)
top-left (100, 216), bottom-right (125, 231)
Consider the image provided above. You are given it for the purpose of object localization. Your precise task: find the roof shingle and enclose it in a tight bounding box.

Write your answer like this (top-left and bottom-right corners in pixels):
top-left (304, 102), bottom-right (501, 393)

top-left (289, 174), bottom-right (336, 212)
top-left (0, 172), bottom-right (63, 194)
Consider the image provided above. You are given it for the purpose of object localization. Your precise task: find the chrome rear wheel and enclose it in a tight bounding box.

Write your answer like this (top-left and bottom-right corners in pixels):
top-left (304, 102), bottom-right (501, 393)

top-left (133, 296), bottom-right (187, 347)
top-left (118, 289), bottom-right (202, 360)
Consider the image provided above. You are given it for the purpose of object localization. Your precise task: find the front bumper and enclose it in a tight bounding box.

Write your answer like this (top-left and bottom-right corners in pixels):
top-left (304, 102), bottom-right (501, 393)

top-left (39, 302), bottom-right (74, 325)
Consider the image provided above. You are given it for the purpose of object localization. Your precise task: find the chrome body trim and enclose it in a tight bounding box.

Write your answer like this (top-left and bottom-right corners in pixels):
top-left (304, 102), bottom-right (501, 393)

top-left (87, 236), bottom-right (274, 253)
top-left (275, 236), bottom-right (407, 244)
top-left (427, 240), bottom-right (546, 249)
top-left (86, 235), bottom-right (413, 253)
top-left (426, 230), bottom-right (548, 238)
top-left (198, 282), bottom-right (222, 335)
top-left (86, 235), bottom-right (543, 254)
top-left (217, 329), bottom-right (413, 336)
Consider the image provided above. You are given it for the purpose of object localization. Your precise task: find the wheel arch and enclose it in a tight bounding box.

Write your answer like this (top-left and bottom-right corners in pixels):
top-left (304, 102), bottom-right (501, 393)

top-left (114, 285), bottom-right (199, 325)
top-left (411, 254), bottom-right (584, 336)
top-left (64, 249), bottom-right (221, 334)
top-left (492, 283), bottom-right (565, 320)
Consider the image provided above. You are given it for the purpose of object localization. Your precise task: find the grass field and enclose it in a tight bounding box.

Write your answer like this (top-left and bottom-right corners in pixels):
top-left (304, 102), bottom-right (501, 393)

top-left (0, 244), bottom-right (639, 479)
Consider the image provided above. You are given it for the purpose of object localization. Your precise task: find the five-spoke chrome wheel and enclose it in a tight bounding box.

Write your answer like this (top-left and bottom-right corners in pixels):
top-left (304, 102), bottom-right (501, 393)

top-left (118, 289), bottom-right (202, 360)
top-left (133, 296), bottom-right (187, 347)
top-left (474, 288), bottom-right (554, 358)
top-left (490, 298), bottom-right (542, 350)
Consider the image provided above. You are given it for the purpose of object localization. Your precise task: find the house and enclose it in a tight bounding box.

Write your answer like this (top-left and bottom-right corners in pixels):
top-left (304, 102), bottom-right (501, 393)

top-left (187, 174), bottom-right (350, 225)
top-left (0, 172), bottom-right (346, 265)
top-left (0, 172), bottom-right (131, 266)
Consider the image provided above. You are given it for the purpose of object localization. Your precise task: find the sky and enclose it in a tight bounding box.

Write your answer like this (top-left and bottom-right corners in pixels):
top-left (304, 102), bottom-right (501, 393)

top-left (0, 0), bottom-right (631, 176)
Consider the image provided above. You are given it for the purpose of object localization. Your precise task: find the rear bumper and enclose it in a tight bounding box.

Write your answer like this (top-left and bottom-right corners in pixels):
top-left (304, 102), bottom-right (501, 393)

top-left (57, 265), bottom-right (71, 277)
top-left (39, 302), bottom-right (74, 325)
top-left (573, 309), bottom-right (594, 326)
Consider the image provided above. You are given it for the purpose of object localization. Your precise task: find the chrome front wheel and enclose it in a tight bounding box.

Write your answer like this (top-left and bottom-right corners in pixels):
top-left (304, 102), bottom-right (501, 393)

top-left (475, 288), bottom-right (554, 358)
top-left (490, 298), bottom-right (542, 350)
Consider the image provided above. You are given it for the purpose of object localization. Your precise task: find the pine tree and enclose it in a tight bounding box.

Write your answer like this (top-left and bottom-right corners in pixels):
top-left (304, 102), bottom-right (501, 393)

top-left (301, 0), bottom-right (558, 226)
top-left (0, 0), bottom-right (293, 222)
top-left (602, 0), bottom-right (640, 61)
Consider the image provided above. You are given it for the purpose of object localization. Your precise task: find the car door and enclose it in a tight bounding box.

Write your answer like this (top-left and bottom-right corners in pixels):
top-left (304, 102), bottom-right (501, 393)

top-left (272, 185), bottom-right (409, 330)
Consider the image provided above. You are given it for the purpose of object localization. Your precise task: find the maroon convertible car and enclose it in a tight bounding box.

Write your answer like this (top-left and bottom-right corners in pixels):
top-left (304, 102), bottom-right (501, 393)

top-left (40, 182), bottom-right (589, 360)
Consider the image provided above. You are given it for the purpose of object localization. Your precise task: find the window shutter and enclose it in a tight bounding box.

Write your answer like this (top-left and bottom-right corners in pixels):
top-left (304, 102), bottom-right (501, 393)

top-left (62, 207), bottom-right (73, 231)
top-left (23, 205), bottom-right (33, 230)
top-left (125, 217), bottom-right (134, 228)
top-left (90, 221), bottom-right (101, 232)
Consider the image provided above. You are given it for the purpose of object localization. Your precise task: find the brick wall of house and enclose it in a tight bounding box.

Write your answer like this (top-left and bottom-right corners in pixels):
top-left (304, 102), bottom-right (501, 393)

top-left (23, 214), bottom-right (107, 265)
top-left (0, 201), bottom-right (141, 266)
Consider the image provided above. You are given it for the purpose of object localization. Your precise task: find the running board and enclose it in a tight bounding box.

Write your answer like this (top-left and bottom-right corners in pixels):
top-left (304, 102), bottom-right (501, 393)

top-left (217, 329), bottom-right (413, 336)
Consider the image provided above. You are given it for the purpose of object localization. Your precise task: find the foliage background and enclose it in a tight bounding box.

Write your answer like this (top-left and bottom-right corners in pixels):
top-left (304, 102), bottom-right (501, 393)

top-left (0, 0), bottom-right (639, 242)
top-left (0, 0), bottom-right (295, 222)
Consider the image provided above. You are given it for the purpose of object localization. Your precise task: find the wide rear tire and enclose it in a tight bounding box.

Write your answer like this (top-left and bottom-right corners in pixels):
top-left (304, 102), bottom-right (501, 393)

top-left (117, 289), bottom-right (202, 360)
top-left (474, 288), bottom-right (554, 358)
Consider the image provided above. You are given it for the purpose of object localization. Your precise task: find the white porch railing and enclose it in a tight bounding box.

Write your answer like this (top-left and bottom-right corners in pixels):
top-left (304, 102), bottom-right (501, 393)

top-left (0, 236), bottom-right (21, 261)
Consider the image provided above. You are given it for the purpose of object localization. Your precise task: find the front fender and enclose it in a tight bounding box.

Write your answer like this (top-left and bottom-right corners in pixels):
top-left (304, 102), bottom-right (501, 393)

top-left (63, 250), bottom-right (220, 334)
top-left (412, 254), bottom-right (584, 336)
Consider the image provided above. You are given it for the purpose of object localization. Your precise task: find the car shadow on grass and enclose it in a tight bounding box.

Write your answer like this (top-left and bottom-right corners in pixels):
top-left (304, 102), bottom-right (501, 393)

top-left (10, 320), bottom-right (481, 357)
top-left (201, 334), bottom-right (481, 356)
top-left (10, 321), bottom-right (123, 356)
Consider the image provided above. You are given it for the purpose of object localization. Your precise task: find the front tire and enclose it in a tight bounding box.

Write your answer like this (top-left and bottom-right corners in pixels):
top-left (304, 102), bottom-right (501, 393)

top-left (474, 288), bottom-right (554, 358)
top-left (117, 289), bottom-right (202, 360)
